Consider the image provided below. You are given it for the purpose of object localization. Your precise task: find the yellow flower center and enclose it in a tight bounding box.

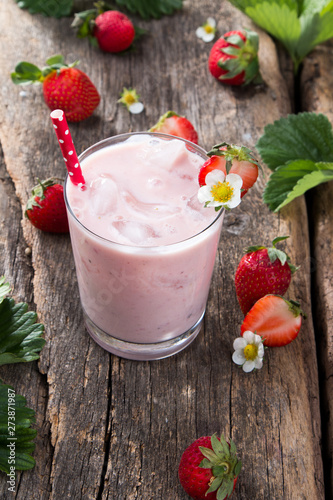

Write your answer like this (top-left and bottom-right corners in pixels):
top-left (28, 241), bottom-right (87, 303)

top-left (244, 344), bottom-right (258, 361)
top-left (123, 92), bottom-right (137, 105)
top-left (210, 181), bottom-right (234, 203)
top-left (204, 24), bottom-right (214, 34)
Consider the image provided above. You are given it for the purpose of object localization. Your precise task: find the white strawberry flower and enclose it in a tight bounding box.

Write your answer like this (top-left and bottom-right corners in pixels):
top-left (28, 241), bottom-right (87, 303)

top-left (196, 18), bottom-right (216, 42)
top-left (198, 170), bottom-right (242, 210)
top-left (118, 87), bottom-right (144, 114)
top-left (232, 330), bottom-right (264, 373)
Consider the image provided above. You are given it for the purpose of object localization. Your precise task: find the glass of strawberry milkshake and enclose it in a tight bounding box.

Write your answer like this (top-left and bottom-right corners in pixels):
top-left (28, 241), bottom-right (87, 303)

top-left (64, 132), bottom-right (224, 360)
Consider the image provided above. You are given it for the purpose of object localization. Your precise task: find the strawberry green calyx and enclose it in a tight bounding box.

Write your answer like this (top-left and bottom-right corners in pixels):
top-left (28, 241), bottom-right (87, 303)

top-left (207, 141), bottom-right (261, 175)
top-left (25, 178), bottom-right (61, 214)
top-left (287, 299), bottom-right (306, 319)
top-left (199, 433), bottom-right (242, 499)
top-left (149, 111), bottom-right (178, 132)
top-left (11, 55), bottom-right (79, 85)
top-left (246, 236), bottom-right (298, 274)
top-left (71, 1), bottom-right (107, 41)
top-left (219, 28), bottom-right (262, 85)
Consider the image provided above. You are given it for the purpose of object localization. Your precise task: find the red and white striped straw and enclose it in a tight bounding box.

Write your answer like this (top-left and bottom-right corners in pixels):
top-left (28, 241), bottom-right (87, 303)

top-left (50, 109), bottom-right (85, 187)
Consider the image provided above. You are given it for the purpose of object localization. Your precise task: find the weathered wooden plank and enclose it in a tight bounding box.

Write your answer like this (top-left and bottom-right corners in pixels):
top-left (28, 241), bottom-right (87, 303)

top-left (0, 0), bottom-right (325, 499)
top-left (301, 39), bottom-right (333, 499)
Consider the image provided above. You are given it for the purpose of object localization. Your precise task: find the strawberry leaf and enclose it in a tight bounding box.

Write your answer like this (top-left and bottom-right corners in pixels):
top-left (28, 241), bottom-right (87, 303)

top-left (0, 297), bottom-right (45, 366)
top-left (45, 55), bottom-right (65, 66)
top-left (206, 476), bottom-right (223, 493)
top-left (0, 278), bottom-right (11, 305)
top-left (234, 459), bottom-right (242, 476)
top-left (217, 481), bottom-right (230, 500)
top-left (114, 0), bottom-right (183, 19)
top-left (199, 445), bottom-right (220, 464)
top-left (268, 164), bottom-right (333, 211)
top-left (11, 62), bottom-right (43, 85)
top-left (272, 236), bottom-right (289, 246)
top-left (256, 112), bottom-right (333, 171)
top-left (267, 248), bottom-right (287, 265)
top-left (0, 381), bottom-right (36, 472)
top-left (227, 0), bottom-right (333, 71)
top-left (263, 160), bottom-right (333, 211)
top-left (211, 433), bottom-right (226, 458)
top-left (14, 0), bottom-right (73, 17)
top-left (199, 458), bottom-right (214, 468)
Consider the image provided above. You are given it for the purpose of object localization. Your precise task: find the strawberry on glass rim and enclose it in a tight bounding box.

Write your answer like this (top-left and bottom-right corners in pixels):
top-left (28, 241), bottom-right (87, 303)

top-left (198, 142), bottom-right (261, 210)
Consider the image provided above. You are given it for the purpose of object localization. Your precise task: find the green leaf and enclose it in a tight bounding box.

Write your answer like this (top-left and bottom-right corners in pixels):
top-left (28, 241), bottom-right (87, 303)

top-left (0, 381), bottom-right (36, 473)
top-left (114, 0), bottom-right (183, 19)
top-left (234, 459), bottom-right (242, 476)
top-left (227, 0), bottom-right (333, 71)
top-left (15, 0), bottom-right (73, 17)
top-left (247, 2), bottom-right (301, 66)
top-left (269, 163), bottom-right (333, 211)
top-left (312, 2), bottom-right (333, 46)
top-left (263, 159), bottom-right (333, 211)
top-left (199, 458), bottom-right (214, 468)
top-left (11, 62), bottom-right (43, 85)
top-left (0, 298), bottom-right (45, 366)
top-left (206, 476), bottom-right (223, 494)
top-left (0, 278), bottom-right (11, 306)
top-left (256, 112), bottom-right (333, 171)
top-left (217, 481), bottom-right (230, 500)
top-left (199, 446), bottom-right (220, 464)
top-left (45, 55), bottom-right (65, 66)
top-left (211, 433), bottom-right (227, 458)
top-left (219, 433), bottom-right (231, 456)
top-left (267, 247), bottom-right (287, 265)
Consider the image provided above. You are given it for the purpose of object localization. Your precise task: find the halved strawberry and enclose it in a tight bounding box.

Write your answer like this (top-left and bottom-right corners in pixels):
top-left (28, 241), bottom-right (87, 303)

top-left (241, 295), bottom-right (305, 347)
top-left (149, 111), bottom-right (198, 144)
top-left (198, 143), bottom-right (260, 197)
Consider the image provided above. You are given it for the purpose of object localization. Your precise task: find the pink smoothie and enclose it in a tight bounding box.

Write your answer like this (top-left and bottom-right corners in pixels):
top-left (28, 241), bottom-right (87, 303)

top-left (65, 133), bottom-right (224, 348)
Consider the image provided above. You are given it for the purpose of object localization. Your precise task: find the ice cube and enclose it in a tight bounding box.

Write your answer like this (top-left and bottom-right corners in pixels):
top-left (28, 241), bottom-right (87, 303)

top-left (122, 190), bottom-right (181, 219)
top-left (89, 177), bottom-right (118, 216)
top-left (151, 139), bottom-right (186, 171)
top-left (111, 220), bottom-right (160, 245)
top-left (185, 194), bottom-right (207, 219)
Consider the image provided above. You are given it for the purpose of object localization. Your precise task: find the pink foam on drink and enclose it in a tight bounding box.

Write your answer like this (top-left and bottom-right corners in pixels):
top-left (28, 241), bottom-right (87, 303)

top-left (65, 134), bottom-right (224, 348)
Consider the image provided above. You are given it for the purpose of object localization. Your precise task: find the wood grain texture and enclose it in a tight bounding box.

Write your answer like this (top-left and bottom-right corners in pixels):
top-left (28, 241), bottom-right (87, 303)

top-left (301, 39), bottom-right (333, 499)
top-left (0, 1), bottom-right (326, 499)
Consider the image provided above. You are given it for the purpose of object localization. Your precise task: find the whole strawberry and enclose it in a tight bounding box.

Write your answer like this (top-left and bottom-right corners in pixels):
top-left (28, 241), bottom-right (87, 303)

top-left (11, 55), bottom-right (100, 122)
top-left (94, 10), bottom-right (135, 52)
top-left (235, 236), bottom-right (297, 315)
top-left (149, 111), bottom-right (199, 144)
top-left (25, 178), bottom-right (69, 233)
top-left (198, 142), bottom-right (261, 197)
top-left (178, 433), bottom-right (241, 500)
top-left (72, 5), bottom-right (137, 53)
top-left (208, 29), bottom-right (261, 85)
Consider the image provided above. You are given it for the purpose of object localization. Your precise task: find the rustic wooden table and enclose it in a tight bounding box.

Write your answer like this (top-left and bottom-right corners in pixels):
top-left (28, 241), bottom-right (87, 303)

top-left (0, 1), bottom-right (332, 499)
